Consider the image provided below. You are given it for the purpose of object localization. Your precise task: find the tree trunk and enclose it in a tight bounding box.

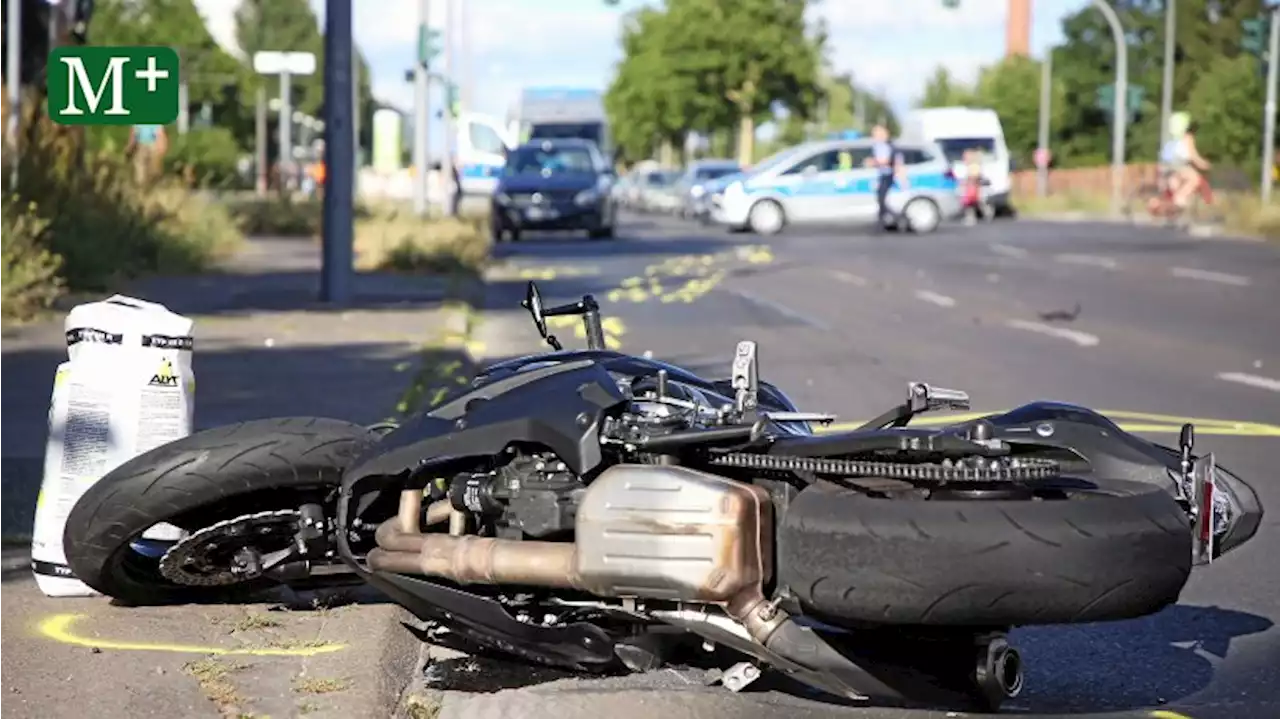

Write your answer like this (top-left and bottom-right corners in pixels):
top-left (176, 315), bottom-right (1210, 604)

top-left (736, 113), bottom-right (755, 167)
top-left (659, 138), bottom-right (675, 167)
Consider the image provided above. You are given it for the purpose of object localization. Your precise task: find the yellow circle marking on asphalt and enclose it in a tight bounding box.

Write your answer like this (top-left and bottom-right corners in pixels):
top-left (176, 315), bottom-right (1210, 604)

top-left (821, 409), bottom-right (1280, 438)
top-left (37, 613), bottom-right (347, 657)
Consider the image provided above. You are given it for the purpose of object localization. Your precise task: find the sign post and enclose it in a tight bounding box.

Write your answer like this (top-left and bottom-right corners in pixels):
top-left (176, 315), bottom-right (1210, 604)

top-left (253, 51), bottom-right (316, 181)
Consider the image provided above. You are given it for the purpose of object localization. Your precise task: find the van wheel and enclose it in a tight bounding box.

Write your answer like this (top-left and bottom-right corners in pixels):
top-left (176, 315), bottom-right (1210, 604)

top-left (747, 200), bottom-right (785, 236)
top-left (904, 198), bottom-right (941, 234)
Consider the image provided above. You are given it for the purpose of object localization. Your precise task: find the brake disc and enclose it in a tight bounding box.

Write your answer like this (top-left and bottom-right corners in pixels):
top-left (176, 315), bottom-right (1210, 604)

top-left (158, 510), bottom-right (301, 586)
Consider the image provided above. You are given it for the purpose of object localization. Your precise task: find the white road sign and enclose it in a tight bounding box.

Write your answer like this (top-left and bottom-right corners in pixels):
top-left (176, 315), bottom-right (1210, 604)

top-left (253, 51), bottom-right (316, 76)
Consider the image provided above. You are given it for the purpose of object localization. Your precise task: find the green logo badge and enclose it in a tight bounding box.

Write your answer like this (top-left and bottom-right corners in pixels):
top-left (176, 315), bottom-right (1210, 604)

top-left (47, 46), bottom-right (180, 125)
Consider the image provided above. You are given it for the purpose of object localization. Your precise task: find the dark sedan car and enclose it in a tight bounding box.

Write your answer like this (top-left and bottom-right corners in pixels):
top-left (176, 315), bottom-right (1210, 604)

top-left (490, 139), bottom-right (618, 242)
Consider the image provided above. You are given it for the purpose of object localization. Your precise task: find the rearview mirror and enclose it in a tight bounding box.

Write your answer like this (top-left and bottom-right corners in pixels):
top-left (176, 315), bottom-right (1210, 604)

top-left (522, 281), bottom-right (548, 339)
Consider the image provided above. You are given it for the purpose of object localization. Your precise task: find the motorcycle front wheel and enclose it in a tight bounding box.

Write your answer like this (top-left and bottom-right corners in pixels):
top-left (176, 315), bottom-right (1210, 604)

top-left (63, 417), bottom-right (378, 605)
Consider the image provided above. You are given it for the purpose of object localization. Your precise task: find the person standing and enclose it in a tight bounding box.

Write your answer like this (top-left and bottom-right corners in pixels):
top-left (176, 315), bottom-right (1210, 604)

top-left (868, 123), bottom-right (908, 230)
top-left (127, 123), bottom-right (168, 185)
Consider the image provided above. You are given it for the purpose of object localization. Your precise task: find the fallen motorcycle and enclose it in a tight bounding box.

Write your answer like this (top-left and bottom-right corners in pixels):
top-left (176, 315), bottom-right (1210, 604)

top-left (63, 281), bottom-right (1263, 712)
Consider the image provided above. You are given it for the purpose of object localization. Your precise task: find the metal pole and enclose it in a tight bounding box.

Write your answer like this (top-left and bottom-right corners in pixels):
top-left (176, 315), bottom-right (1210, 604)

top-left (6, 0), bottom-right (21, 191)
top-left (279, 70), bottom-right (293, 185)
top-left (442, 0), bottom-right (457, 217)
top-left (352, 52), bottom-right (360, 200)
top-left (1263, 9), bottom-right (1279, 204)
top-left (321, 0), bottom-right (354, 304)
top-left (413, 0), bottom-right (430, 215)
top-left (461, 0), bottom-right (473, 111)
top-left (177, 81), bottom-right (190, 134)
top-left (1092, 0), bottom-right (1128, 216)
top-left (1159, 0), bottom-right (1176, 157)
top-left (1036, 50), bottom-right (1052, 198)
top-left (255, 86), bottom-right (268, 195)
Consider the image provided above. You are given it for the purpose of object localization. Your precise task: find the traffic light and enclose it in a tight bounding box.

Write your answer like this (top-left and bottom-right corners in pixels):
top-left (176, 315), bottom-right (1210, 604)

top-left (418, 26), bottom-right (442, 67)
top-left (1242, 16), bottom-right (1270, 55)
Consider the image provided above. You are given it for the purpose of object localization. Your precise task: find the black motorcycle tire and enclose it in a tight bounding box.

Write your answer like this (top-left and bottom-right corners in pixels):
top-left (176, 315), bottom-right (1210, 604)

top-left (63, 417), bottom-right (377, 606)
top-left (778, 479), bottom-right (1191, 627)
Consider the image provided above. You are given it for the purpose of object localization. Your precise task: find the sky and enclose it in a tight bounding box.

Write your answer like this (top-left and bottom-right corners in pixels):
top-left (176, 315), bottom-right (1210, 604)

top-left (195, 0), bottom-right (1092, 131)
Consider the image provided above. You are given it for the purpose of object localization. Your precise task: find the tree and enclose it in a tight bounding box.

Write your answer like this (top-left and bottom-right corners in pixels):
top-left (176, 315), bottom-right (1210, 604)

top-left (1187, 54), bottom-right (1266, 183)
top-left (604, 7), bottom-right (693, 163)
top-left (971, 56), bottom-right (1065, 170)
top-left (918, 67), bottom-right (973, 108)
top-left (657, 0), bottom-right (826, 164)
top-left (87, 0), bottom-right (257, 149)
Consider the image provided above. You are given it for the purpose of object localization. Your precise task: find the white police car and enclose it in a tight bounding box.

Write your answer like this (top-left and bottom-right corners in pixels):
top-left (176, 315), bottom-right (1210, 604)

top-left (711, 138), bottom-right (962, 235)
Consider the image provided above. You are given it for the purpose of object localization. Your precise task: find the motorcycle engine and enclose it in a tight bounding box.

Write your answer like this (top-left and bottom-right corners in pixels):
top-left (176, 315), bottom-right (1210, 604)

top-left (446, 375), bottom-right (719, 540)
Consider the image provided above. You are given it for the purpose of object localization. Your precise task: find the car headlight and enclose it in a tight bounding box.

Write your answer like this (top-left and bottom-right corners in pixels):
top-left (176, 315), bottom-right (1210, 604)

top-left (495, 192), bottom-right (512, 205)
top-left (575, 189), bottom-right (600, 206)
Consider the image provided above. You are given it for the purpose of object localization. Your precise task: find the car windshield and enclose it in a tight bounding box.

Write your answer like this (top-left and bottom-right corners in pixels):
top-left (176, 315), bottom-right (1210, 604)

top-left (646, 171), bottom-right (679, 186)
top-left (504, 145), bottom-right (595, 175)
top-left (747, 146), bottom-right (807, 175)
top-left (936, 137), bottom-right (997, 163)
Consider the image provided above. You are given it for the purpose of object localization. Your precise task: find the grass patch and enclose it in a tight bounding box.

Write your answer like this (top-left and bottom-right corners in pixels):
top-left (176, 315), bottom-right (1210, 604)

top-left (404, 694), bottom-right (442, 719)
top-left (355, 204), bottom-right (491, 278)
top-left (1012, 191), bottom-right (1114, 217)
top-left (184, 658), bottom-right (248, 712)
top-left (292, 676), bottom-right (350, 695)
top-left (1217, 194), bottom-right (1280, 240)
top-left (223, 194), bottom-right (325, 237)
top-left (228, 612), bottom-right (283, 633)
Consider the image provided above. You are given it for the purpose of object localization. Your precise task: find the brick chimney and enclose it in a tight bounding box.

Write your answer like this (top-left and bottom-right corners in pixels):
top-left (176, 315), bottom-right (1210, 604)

top-left (1006, 0), bottom-right (1031, 58)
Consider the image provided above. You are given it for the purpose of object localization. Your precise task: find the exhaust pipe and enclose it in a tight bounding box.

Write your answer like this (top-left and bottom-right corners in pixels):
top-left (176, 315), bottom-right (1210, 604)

top-left (368, 463), bottom-right (774, 603)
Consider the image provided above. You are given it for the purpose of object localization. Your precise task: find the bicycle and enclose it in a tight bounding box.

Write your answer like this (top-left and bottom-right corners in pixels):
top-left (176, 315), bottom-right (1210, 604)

top-left (1125, 170), bottom-right (1220, 228)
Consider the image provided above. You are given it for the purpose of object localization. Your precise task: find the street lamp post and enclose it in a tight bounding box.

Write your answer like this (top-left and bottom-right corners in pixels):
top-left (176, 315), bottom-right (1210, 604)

top-left (1089, 0), bottom-right (1128, 216)
top-left (1159, 0), bottom-right (1176, 159)
top-left (1263, 8), bottom-right (1279, 204)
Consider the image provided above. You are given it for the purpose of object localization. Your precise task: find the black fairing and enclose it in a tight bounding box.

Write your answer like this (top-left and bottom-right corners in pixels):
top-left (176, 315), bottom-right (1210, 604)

top-left (956, 401), bottom-right (1262, 555)
top-left (344, 359), bottom-right (627, 486)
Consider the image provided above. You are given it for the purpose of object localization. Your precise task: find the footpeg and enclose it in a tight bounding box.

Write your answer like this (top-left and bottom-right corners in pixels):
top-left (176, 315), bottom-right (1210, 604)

top-left (907, 382), bottom-right (971, 413)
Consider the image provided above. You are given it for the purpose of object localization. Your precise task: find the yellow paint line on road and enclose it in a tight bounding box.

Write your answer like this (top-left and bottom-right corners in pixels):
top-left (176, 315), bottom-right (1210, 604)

top-left (37, 614), bottom-right (347, 657)
top-left (1148, 710), bottom-right (1196, 719)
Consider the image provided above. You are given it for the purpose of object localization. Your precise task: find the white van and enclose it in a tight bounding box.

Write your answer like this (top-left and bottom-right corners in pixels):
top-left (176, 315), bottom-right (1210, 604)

top-left (455, 112), bottom-right (515, 196)
top-left (900, 107), bottom-right (1013, 215)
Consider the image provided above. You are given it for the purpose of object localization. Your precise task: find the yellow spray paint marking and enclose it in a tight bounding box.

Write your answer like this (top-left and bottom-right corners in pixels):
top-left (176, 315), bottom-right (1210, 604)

top-left (1148, 711), bottom-right (1196, 719)
top-left (819, 409), bottom-right (1280, 438)
top-left (37, 614), bottom-right (347, 657)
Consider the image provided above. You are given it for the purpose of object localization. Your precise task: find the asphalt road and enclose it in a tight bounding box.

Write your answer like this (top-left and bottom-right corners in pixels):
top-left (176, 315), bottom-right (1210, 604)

top-left (466, 213), bottom-right (1280, 719)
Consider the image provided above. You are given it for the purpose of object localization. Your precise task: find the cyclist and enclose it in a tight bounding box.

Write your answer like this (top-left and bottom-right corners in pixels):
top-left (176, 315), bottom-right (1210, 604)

top-left (1159, 112), bottom-right (1211, 211)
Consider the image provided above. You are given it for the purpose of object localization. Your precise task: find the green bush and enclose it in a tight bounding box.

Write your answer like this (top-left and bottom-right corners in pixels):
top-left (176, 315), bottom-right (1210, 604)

top-left (165, 127), bottom-right (249, 189)
top-left (1, 92), bottom-right (242, 320)
top-left (2, 196), bottom-right (65, 323)
top-left (224, 195), bottom-right (324, 237)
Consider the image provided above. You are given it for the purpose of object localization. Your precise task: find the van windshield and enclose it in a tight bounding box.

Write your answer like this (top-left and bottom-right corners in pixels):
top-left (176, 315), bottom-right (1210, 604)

top-left (936, 137), bottom-right (998, 163)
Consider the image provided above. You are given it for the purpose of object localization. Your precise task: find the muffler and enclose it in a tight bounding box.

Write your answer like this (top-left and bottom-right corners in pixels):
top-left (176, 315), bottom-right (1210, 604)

top-left (368, 464), bottom-right (775, 605)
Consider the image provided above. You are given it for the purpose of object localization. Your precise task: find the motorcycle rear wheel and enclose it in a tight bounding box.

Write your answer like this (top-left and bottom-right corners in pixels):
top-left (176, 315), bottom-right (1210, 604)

top-left (778, 478), bottom-right (1191, 626)
top-left (63, 417), bottom-right (378, 605)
